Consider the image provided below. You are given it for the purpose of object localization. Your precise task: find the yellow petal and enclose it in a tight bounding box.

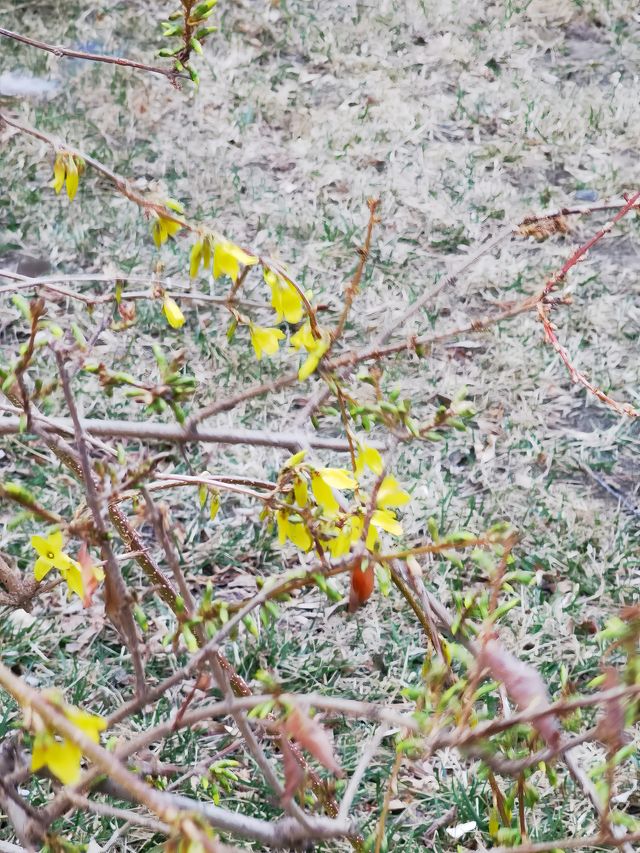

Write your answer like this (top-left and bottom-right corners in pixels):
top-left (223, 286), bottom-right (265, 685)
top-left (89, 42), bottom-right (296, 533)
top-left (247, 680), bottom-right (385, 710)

top-left (61, 561), bottom-right (84, 599)
top-left (280, 284), bottom-right (304, 324)
top-left (283, 449), bottom-right (306, 468)
top-left (164, 197), bottom-right (184, 214)
top-left (298, 334), bottom-right (330, 381)
top-left (365, 524), bottom-right (379, 550)
top-left (286, 520), bottom-right (312, 551)
top-left (65, 157), bottom-right (79, 201)
top-left (152, 218), bottom-right (165, 248)
top-left (52, 156), bottom-right (65, 194)
top-left (48, 530), bottom-right (64, 554)
top-left (66, 707), bottom-right (107, 742)
top-left (190, 241), bottom-right (203, 278)
top-left (327, 528), bottom-right (351, 558)
top-left (202, 236), bottom-right (212, 270)
top-left (31, 732), bottom-right (50, 773)
top-left (265, 269), bottom-right (304, 324)
top-left (209, 491), bottom-right (220, 520)
top-left (31, 534), bottom-right (52, 558)
top-left (355, 445), bottom-right (384, 477)
top-left (276, 510), bottom-right (288, 544)
top-left (163, 217), bottom-right (182, 238)
top-left (162, 296), bottom-right (186, 329)
top-left (293, 478), bottom-right (308, 507)
top-left (318, 468), bottom-right (357, 490)
top-left (298, 352), bottom-right (320, 381)
top-left (34, 556), bottom-right (54, 581)
top-left (376, 475), bottom-right (410, 508)
top-left (371, 509), bottom-right (403, 536)
top-left (311, 474), bottom-right (339, 517)
top-left (44, 739), bottom-right (83, 785)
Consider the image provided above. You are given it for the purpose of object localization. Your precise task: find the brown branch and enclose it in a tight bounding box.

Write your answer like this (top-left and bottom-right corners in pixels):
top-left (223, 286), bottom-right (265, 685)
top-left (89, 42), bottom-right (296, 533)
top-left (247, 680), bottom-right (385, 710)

top-left (0, 269), bottom-right (269, 310)
top-left (54, 349), bottom-right (146, 697)
top-left (0, 414), bottom-right (371, 453)
top-left (0, 27), bottom-right (182, 82)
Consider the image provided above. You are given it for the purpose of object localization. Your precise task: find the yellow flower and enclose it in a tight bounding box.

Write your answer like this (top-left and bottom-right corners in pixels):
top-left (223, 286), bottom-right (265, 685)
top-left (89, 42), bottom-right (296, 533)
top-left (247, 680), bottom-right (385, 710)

top-left (31, 531), bottom-right (84, 599)
top-left (264, 269), bottom-right (304, 324)
top-left (298, 332), bottom-right (331, 381)
top-left (162, 296), bottom-right (185, 329)
top-left (249, 324), bottom-right (285, 360)
top-left (376, 475), bottom-right (410, 508)
top-left (355, 444), bottom-right (384, 478)
top-left (290, 321), bottom-right (316, 352)
top-left (32, 531), bottom-right (74, 579)
top-left (151, 214), bottom-right (182, 247)
top-left (213, 241), bottom-right (258, 282)
top-left (31, 703), bottom-right (106, 785)
top-left (51, 154), bottom-right (84, 200)
top-left (327, 514), bottom-right (364, 558)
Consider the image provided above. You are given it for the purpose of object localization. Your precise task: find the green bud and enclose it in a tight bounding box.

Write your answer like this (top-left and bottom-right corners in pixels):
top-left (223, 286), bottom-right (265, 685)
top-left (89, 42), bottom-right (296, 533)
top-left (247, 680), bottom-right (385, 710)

top-left (11, 294), bottom-right (31, 320)
top-left (3, 482), bottom-right (35, 503)
top-left (195, 25), bottom-right (218, 38)
top-left (182, 624), bottom-right (199, 653)
top-left (134, 605), bottom-right (149, 632)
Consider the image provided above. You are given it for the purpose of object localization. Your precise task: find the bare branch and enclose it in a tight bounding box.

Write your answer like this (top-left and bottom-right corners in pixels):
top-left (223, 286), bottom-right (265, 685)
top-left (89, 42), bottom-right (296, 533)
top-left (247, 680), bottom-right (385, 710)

top-left (0, 27), bottom-right (181, 81)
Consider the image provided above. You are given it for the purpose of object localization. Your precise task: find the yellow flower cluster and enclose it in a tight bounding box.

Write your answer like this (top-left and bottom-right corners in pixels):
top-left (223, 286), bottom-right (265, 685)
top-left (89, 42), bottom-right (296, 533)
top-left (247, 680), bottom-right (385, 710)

top-left (151, 198), bottom-right (185, 247)
top-left (274, 447), bottom-right (410, 559)
top-left (190, 235), bottom-right (258, 283)
top-left (51, 152), bottom-right (85, 201)
top-left (264, 269), bottom-right (304, 324)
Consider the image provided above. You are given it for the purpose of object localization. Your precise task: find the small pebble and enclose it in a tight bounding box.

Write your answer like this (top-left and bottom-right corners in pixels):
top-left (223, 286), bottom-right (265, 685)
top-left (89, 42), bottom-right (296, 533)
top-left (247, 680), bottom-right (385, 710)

top-left (575, 189), bottom-right (598, 202)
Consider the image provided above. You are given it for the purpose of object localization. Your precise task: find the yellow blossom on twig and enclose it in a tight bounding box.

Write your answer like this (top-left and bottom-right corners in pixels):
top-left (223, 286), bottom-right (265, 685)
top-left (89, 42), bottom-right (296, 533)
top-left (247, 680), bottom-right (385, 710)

top-left (249, 324), bottom-right (285, 361)
top-left (31, 531), bottom-right (84, 599)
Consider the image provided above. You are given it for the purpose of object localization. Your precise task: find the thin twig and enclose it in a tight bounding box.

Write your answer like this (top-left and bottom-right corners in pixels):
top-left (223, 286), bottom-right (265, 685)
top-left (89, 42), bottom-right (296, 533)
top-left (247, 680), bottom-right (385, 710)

top-left (0, 413), bottom-right (373, 452)
top-left (54, 349), bottom-right (146, 697)
top-left (0, 27), bottom-right (183, 81)
top-left (338, 724), bottom-right (390, 821)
